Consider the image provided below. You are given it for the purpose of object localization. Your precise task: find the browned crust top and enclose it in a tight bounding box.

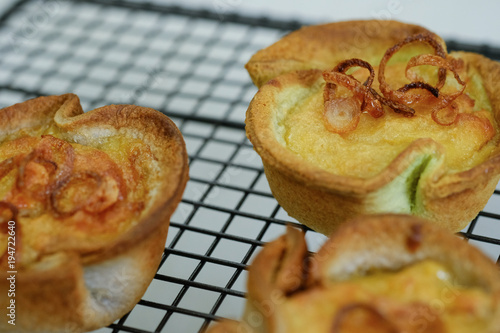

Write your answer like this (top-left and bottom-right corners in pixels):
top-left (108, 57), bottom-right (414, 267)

top-left (313, 214), bottom-right (500, 293)
top-left (0, 93), bottom-right (189, 276)
top-left (209, 214), bottom-right (500, 332)
top-left (246, 20), bottom-right (441, 87)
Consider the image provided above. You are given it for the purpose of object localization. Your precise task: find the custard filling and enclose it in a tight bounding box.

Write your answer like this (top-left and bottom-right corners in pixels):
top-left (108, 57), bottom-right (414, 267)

top-left (0, 131), bottom-right (159, 268)
top-left (282, 260), bottom-right (495, 332)
top-left (277, 50), bottom-right (498, 178)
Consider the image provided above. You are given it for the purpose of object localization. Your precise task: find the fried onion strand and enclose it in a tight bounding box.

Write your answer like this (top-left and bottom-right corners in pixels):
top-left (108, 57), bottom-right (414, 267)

top-left (51, 171), bottom-right (103, 217)
top-left (324, 33), bottom-right (468, 132)
top-left (378, 33), bottom-right (447, 104)
top-left (323, 59), bottom-right (385, 133)
top-left (51, 171), bottom-right (120, 217)
top-left (331, 303), bottom-right (399, 333)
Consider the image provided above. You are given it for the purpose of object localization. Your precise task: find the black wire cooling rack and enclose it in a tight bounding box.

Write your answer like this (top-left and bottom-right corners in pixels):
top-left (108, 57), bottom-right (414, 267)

top-left (0, 1), bottom-right (499, 332)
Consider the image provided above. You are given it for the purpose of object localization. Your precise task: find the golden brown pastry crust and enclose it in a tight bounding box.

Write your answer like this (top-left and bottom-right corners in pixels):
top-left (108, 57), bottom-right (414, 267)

top-left (0, 94), bottom-right (189, 332)
top-left (245, 22), bottom-right (500, 234)
top-left (207, 214), bottom-right (500, 333)
top-left (245, 20), bottom-right (442, 87)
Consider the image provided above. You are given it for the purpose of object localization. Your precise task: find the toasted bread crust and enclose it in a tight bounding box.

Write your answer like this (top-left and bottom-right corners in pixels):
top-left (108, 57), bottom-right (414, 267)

top-left (245, 22), bottom-right (500, 234)
top-left (246, 20), bottom-right (441, 87)
top-left (207, 215), bottom-right (500, 333)
top-left (0, 94), bottom-right (189, 332)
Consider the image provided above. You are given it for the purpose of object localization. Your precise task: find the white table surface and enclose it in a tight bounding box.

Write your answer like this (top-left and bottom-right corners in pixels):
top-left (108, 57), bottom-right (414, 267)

top-left (1, 0), bottom-right (498, 45)
top-left (173, 0), bottom-right (500, 46)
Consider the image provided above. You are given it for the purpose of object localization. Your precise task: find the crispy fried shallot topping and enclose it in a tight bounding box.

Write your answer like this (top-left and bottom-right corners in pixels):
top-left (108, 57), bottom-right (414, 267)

top-left (0, 135), bottom-right (122, 220)
top-left (378, 33), bottom-right (448, 103)
top-left (323, 33), bottom-right (470, 133)
top-left (51, 171), bottom-right (119, 216)
top-left (331, 301), bottom-right (445, 333)
top-left (331, 303), bottom-right (398, 333)
top-left (17, 152), bottom-right (58, 196)
top-left (2, 136), bottom-right (76, 213)
top-left (0, 135), bottom-right (136, 265)
top-left (323, 59), bottom-right (383, 133)
top-left (405, 54), bottom-right (466, 125)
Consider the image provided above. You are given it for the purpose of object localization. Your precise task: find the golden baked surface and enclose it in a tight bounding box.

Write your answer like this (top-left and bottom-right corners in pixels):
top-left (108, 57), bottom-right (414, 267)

top-left (0, 132), bottom-right (157, 268)
top-left (284, 260), bottom-right (494, 332)
top-left (207, 215), bottom-right (500, 333)
top-left (0, 93), bottom-right (188, 333)
top-left (280, 52), bottom-right (498, 177)
top-left (246, 20), bottom-right (437, 87)
top-left (245, 20), bottom-right (500, 234)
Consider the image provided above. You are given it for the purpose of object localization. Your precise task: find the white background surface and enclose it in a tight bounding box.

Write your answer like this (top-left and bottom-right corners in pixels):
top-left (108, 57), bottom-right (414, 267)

top-left (0, 0), bottom-right (498, 45)
top-left (175, 0), bottom-right (500, 46)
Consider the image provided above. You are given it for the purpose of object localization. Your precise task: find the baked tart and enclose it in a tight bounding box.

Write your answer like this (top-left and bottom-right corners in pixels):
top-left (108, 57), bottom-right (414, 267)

top-left (245, 20), bottom-right (500, 234)
top-left (0, 94), bottom-right (188, 332)
top-left (207, 214), bottom-right (500, 333)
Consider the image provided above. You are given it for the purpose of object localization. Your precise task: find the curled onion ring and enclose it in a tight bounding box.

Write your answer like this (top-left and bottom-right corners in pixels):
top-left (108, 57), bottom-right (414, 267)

top-left (397, 81), bottom-right (439, 97)
top-left (333, 58), bottom-right (384, 119)
top-left (36, 135), bottom-right (75, 188)
top-left (51, 171), bottom-right (120, 217)
top-left (323, 71), bottom-right (363, 134)
top-left (84, 174), bottom-right (120, 214)
top-left (323, 95), bottom-right (362, 134)
top-left (323, 57), bottom-right (423, 133)
top-left (333, 58), bottom-right (376, 87)
top-left (323, 59), bottom-right (384, 133)
top-left (16, 152), bottom-right (58, 190)
top-left (331, 303), bottom-right (398, 333)
top-left (325, 33), bottom-right (469, 132)
top-left (405, 54), bottom-right (466, 125)
top-left (8, 136), bottom-right (75, 209)
top-left (371, 89), bottom-right (415, 117)
top-left (378, 33), bottom-right (447, 104)
top-left (51, 171), bottom-right (103, 216)
top-left (332, 58), bottom-right (417, 117)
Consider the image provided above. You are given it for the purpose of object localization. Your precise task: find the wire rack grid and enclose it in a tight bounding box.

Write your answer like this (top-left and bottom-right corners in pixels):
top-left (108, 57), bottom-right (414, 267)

top-left (0, 1), bottom-right (499, 333)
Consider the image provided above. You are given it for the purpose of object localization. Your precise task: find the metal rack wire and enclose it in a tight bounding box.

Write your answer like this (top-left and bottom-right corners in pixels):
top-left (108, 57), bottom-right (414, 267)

top-left (0, 1), bottom-right (499, 332)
